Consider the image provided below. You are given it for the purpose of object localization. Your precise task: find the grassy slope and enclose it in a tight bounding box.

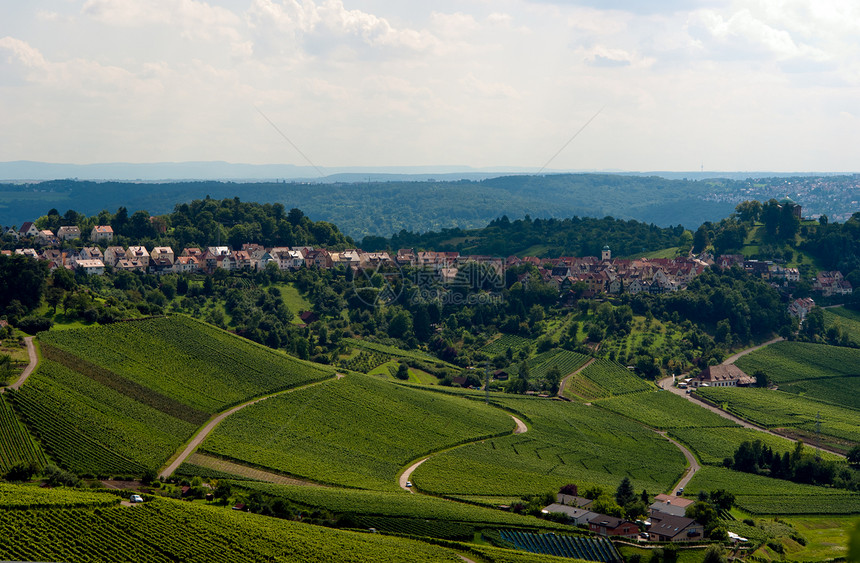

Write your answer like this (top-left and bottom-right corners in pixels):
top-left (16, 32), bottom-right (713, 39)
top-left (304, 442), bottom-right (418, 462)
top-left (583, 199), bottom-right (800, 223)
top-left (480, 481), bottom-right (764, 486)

top-left (13, 316), bottom-right (335, 474)
top-left (412, 395), bottom-right (685, 497)
top-left (200, 374), bottom-right (514, 490)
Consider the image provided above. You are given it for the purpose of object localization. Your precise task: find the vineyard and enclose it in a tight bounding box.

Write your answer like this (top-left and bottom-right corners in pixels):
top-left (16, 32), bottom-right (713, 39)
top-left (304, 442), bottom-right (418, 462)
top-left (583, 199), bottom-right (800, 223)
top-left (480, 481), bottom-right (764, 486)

top-left (668, 427), bottom-right (843, 466)
top-left (339, 349), bottom-right (391, 373)
top-left (498, 530), bottom-right (622, 563)
top-left (231, 482), bottom-right (569, 529)
top-left (0, 497), bottom-right (479, 563)
top-left (823, 307), bottom-right (860, 346)
top-left (40, 316), bottom-right (334, 413)
top-left (695, 387), bottom-right (860, 445)
top-left (734, 341), bottom-right (860, 384)
top-left (11, 359), bottom-right (192, 473)
top-left (344, 338), bottom-right (452, 366)
top-left (776, 376), bottom-right (860, 411)
top-left (200, 374), bottom-right (514, 490)
top-left (595, 391), bottom-right (737, 430)
top-left (528, 350), bottom-right (590, 381)
top-left (0, 394), bottom-right (45, 472)
top-left (0, 483), bottom-right (119, 510)
top-left (481, 334), bottom-right (535, 356)
top-left (412, 395), bottom-right (685, 497)
top-left (684, 466), bottom-right (860, 515)
top-left (579, 359), bottom-right (653, 396)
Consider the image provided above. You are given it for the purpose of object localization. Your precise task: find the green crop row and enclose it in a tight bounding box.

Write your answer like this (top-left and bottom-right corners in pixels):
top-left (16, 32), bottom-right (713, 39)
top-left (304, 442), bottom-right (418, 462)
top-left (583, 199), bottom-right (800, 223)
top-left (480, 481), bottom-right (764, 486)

top-left (0, 394), bottom-right (46, 472)
top-left (529, 350), bottom-right (590, 381)
top-left (339, 350), bottom-right (391, 373)
top-left (668, 427), bottom-right (843, 466)
top-left (777, 376), bottom-right (860, 411)
top-left (200, 374), bottom-right (515, 490)
top-left (596, 390), bottom-right (736, 429)
top-left (580, 359), bottom-right (653, 396)
top-left (481, 334), bottom-right (535, 355)
top-left (695, 387), bottom-right (860, 444)
top-left (735, 341), bottom-right (860, 384)
top-left (0, 495), bottom-right (474, 563)
top-left (0, 483), bottom-right (120, 510)
top-left (41, 316), bottom-right (333, 413)
top-left (12, 360), bottom-right (194, 472)
top-left (413, 396), bottom-right (685, 497)
top-left (344, 338), bottom-right (448, 365)
top-left (230, 482), bottom-right (569, 529)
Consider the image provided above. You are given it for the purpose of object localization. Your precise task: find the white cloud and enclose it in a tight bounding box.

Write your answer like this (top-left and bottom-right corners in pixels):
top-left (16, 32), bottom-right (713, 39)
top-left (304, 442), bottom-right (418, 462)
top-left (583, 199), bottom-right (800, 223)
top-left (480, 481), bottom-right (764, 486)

top-left (0, 37), bottom-right (47, 68)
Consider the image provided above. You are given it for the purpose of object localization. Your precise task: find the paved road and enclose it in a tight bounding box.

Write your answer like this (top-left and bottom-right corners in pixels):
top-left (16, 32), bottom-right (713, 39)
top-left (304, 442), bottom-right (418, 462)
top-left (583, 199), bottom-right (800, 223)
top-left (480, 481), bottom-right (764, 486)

top-left (658, 373), bottom-right (843, 458)
top-left (722, 336), bottom-right (783, 365)
top-left (657, 431), bottom-right (700, 495)
top-left (4, 336), bottom-right (37, 392)
top-left (159, 377), bottom-right (339, 479)
top-left (398, 415), bottom-right (528, 493)
top-left (557, 357), bottom-right (595, 398)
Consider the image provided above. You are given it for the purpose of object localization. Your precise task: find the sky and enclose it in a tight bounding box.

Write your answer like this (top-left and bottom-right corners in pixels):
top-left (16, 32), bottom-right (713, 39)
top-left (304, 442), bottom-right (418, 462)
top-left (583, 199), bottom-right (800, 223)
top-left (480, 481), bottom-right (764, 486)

top-left (1, 0), bottom-right (859, 172)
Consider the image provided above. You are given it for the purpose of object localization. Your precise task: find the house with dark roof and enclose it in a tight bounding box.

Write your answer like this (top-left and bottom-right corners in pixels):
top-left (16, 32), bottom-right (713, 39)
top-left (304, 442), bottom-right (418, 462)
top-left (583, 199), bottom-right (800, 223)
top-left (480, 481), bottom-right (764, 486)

top-left (541, 504), bottom-right (596, 525)
top-left (647, 511), bottom-right (703, 542)
top-left (588, 514), bottom-right (639, 538)
top-left (691, 365), bottom-right (755, 388)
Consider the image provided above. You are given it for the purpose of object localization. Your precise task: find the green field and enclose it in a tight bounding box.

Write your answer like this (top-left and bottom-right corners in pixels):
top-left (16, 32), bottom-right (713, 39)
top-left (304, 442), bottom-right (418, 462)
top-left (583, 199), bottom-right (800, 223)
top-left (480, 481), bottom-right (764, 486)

top-left (695, 387), bottom-right (860, 447)
top-left (824, 307), bottom-right (860, 346)
top-left (231, 482), bottom-right (569, 530)
top-left (272, 282), bottom-right (312, 323)
top-left (481, 334), bottom-right (535, 356)
top-left (528, 350), bottom-right (590, 381)
top-left (11, 316), bottom-right (336, 474)
top-left (0, 394), bottom-right (46, 472)
top-left (777, 376), bottom-right (860, 411)
top-left (669, 427), bottom-right (843, 466)
top-left (684, 466), bottom-right (860, 515)
top-left (0, 483), bottom-right (120, 510)
top-left (41, 316), bottom-right (335, 413)
top-left (734, 341), bottom-right (860, 384)
top-left (596, 390), bottom-right (736, 429)
top-left (412, 396), bottom-right (685, 497)
top-left (200, 374), bottom-right (514, 490)
top-left (578, 359), bottom-right (653, 396)
top-left (0, 492), bottom-right (492, 563)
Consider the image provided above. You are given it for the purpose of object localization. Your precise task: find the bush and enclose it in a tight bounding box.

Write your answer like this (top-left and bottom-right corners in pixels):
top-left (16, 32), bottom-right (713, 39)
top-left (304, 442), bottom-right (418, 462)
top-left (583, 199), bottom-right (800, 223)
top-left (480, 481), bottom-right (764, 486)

top-left (16, 316), bottom-right (53, 334)
top-left (43, 464), bottom-right (80, 488)
top-left (766, 540), bottom-right (785, 554)
top-left (4, 462), bottom-right (38, 482)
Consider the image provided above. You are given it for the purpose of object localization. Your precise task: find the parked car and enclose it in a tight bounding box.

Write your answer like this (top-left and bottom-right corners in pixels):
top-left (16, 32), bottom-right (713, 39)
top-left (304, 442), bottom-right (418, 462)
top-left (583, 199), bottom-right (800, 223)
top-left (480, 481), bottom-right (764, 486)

top-left (676, 488), bottom-right (684, 496)
top-left (405, 481), bottom-right (412, 488)
top-left (129, 494), bottom-right (144, 503)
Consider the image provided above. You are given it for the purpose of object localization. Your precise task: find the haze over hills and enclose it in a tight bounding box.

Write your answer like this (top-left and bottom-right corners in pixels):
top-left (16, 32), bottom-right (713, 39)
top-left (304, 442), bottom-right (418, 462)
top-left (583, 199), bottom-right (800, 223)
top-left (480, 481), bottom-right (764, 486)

top-left (0, 161), bottom-right (851, 183)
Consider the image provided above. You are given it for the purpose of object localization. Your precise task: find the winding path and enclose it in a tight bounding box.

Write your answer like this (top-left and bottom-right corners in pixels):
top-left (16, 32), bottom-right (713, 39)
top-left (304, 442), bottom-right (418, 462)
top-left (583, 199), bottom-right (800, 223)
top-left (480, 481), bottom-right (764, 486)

top-left (557, 357), bottom-right (595, 398)
top-left (722, 336), bottom-right (783, 365)
top-left (2, 336), bottom-right (37, 393)
top-left (398, 415), bottom-right (528, 493)
top-left (159, 376), bottom-right (339, 479)
top-left (657, 337), bottom-right (843, 458)
top-left (657, 431), bottom-right (700, 495)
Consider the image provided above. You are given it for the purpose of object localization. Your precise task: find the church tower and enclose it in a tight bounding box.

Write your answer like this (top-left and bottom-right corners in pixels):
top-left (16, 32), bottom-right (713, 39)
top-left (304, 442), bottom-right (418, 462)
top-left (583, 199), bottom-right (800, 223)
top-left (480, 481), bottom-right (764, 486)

top-left (602, 245), bottom-right (611, 261)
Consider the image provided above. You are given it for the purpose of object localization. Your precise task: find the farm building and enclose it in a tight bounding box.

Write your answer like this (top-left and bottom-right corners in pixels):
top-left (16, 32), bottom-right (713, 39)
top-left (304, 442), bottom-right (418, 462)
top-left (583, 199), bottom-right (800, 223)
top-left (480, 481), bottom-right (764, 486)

top-left (588, 514), bottom-right (638, 538)
top-left (690, 365), bottom-right (755, 388)
top-left (541, 504), bottom-right (596, 526)
top-left (647, 512), bottom-right (703, 542)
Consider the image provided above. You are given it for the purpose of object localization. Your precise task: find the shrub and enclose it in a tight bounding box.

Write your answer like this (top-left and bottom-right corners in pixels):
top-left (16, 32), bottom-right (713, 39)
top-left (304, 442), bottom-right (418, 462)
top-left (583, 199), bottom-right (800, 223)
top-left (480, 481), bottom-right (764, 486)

top-left (16, 316), bottom-right (53, 334)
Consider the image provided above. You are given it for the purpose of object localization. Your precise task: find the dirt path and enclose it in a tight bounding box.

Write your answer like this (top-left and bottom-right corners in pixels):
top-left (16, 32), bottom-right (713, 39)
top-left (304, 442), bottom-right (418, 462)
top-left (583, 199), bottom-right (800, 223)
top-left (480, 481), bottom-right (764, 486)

top-left (722, 336), bottom-right (783, 365)
top-left (657, 431), bottom-right (700, 494)
top-left (159, 377), bottom-right (339, 479)
top-left (3, 336), bottom-right (37, 393)
top-left (557, 357), bottom-right (595, 398)
top-left (398, 415), bottom-right (528, 493)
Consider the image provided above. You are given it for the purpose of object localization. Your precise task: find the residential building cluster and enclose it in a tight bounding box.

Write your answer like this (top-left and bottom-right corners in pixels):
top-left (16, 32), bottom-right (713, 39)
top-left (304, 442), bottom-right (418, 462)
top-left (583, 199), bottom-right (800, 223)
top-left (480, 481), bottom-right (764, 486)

top-left (542, 492), bottom-right (705, 542)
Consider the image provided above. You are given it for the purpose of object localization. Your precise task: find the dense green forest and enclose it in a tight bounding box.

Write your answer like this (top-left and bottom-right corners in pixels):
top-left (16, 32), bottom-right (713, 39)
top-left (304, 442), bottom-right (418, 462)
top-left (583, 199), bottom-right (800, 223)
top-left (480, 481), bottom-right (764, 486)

top-left (0, 174), bottom-right (737, 238)
top-left (363, 215), bottom-right (688, 257)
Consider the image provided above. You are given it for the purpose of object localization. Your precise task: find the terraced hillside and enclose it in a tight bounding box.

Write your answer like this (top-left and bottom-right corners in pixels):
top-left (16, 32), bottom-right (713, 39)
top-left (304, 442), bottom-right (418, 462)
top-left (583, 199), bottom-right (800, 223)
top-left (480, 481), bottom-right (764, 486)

top-left (412, 395), bottom-right (685, 497)
top-left (199, 374), bottom-right (514, 490)
top-left (0, 394), bottom-right (46, 472)
top-left (0, 484), bottom-right (568, 563)
top-left (10, 316), bottom-right (335, 474)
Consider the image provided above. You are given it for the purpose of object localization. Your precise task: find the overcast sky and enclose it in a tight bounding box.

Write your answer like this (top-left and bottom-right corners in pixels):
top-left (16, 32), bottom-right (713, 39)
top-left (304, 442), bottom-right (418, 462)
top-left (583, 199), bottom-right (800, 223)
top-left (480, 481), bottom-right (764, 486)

top-left (2, 0), bottom-right (859, 172)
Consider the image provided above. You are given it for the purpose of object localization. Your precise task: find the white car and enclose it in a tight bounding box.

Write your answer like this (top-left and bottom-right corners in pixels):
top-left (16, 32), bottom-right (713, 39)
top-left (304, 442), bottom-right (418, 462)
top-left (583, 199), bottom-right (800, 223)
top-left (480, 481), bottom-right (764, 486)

top-left (129, 494), bottom-right (144, 503)
top-left (405, 481), bottom-right (412, 488)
